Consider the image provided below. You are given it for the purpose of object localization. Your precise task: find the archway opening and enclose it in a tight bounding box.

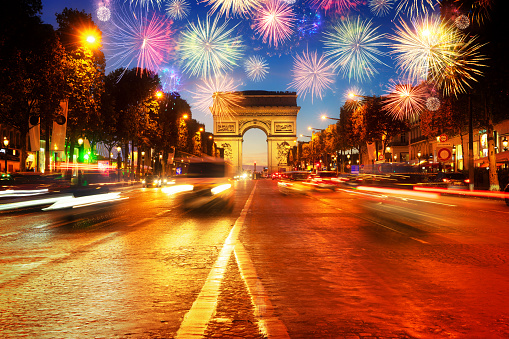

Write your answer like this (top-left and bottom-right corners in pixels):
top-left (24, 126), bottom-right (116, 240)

top-left (242, 128), bottom-right (267, 174)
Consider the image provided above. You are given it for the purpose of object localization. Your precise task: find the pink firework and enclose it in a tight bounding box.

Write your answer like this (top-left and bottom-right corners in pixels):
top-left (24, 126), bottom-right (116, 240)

top-left (253, 0), bottom-right (296, 47)
top-left (106, 7), bottom-right (173, 75)
top-left (382, 80), bottom-right (429, 120)
top-left (309, 0), bottom-right (360, 14)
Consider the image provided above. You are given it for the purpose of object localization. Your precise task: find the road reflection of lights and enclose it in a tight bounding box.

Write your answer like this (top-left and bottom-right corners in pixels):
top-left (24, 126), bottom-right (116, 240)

top-left (161, 184), bottom-right (194, 195)
top-left (211, 184), bottom-right (231, 195)
top-left (42, 192), bottom-right (126, 211)
top-left (357, 186), bottom-right (440, 200)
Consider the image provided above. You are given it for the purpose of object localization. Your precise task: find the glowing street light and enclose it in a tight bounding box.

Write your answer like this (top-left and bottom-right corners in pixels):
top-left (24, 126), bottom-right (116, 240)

top-left (3, 137), bottom-right (9, 173)
top-left (321, 115), bottom-right (340, 121)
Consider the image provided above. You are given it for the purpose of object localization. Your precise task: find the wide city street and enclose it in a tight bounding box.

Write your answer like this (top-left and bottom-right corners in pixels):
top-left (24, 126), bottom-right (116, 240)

top-left (1, 179), bottom-right (509, 338)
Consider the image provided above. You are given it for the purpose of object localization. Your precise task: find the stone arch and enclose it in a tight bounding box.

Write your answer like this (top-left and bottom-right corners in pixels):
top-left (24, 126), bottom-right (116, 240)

top-left (213, 91), bottom-right (300, 174)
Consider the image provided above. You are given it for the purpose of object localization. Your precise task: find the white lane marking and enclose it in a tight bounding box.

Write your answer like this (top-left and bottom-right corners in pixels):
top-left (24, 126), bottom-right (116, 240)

top-left (127, 218), bottom-right (151, 227)
top-left (234, 242), bottom-right (290, 338)
top-left (176, 183), bottom-right (257, 338)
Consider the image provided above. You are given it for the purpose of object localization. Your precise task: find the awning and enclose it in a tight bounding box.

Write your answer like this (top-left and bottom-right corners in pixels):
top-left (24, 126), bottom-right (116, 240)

top-left (474, 150), bottom-right (509, 165)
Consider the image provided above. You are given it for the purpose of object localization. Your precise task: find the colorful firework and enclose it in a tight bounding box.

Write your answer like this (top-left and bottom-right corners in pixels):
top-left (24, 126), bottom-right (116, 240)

top-left (432, 35), bottom-right (487, 96)
top-left (160, 68), bottom-right (182, 93)
top-left (105, 8), bottom-right (173, 75)
top-left (368, 0), bottom-right (393, 17)
top-left (244, 55), bottom-right (269, 82)
top-left (204, 0), bottom-right (262, 18)
top-left (178, 16), bottom-right (244, 78)
top-left (166, 0), bottom-right (190, 20)
top-left (382, 80), bottom-right (428, 120)
top-left (190, 75), bottom-right (244, 121)
top-left (426, 96), bottom-right (440, 111)
top-left (389, 15), bottom-right (460, 83)
top-left (322, 16), bottom-right (387, 82)
top-left (464, 0), bottom-right (493, 25)
top-left (253, 0), bottom-right (296, 48)
top-left (309, 0), bottom-right (360, 14)
top-left (288, 49), bottom-right (335, 103)
top-left (394, 0), bottom-right (440, 18)
top-left (97, 5), bottom-right (111, 22)
top-left (454, 14), bottom-right (470, 29)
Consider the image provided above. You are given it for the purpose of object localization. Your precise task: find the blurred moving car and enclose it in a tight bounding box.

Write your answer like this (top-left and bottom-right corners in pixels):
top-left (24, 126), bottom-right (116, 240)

top-left (142, 175), bottom-right (162, 188)
top-left (308, 171), bottom-right (339, 190)
top-left (169, 158), bottom-right (234, 211)
top-left (277, 171), bottom-right (312, 195)
top-left (504, 183), bottom-right (509, 207)
top-left (433, 172), bottom-right (470, 189)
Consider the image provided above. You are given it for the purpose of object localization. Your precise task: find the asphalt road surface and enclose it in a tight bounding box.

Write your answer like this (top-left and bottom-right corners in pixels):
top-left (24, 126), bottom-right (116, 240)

top-left (1, 179), bottom-right (509, 338)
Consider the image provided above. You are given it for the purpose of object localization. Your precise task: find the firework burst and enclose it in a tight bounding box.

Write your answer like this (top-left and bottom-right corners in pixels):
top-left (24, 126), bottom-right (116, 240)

top-left (288, 49), bottom-right (335, 103)
top-left (204, 0), bottom-right (262, 18)
top-left (382, 80), bottom-right (429, 120)
top-left (190, 75), bottom-right (244, 121)
top-left (323, 16), bottom-right (387, 82)
top-left (296, 11), bottom-right (322, 38)
top-left (105, 8), bottom-right (173, 75)
top-left (394, 0), bottom-right (440, 18)
top-left (310, 0), bottom-right (360, 14)
top-left (97, 5), bottom-right (111, 22)
top-left (253, 0), bottom-right (296, 48)
top-left (389, 15), bottom-right (460, 83)
top-left (178, 16), bottom-right (244, 78)
top-left (368, 0), bottom-right (393, 17)
top-left (244, 55), bottom-right (269, 82)
top-left (432, 35), bottom-right (487, 96)
top-left (166, 0), bottom-right (190, 20)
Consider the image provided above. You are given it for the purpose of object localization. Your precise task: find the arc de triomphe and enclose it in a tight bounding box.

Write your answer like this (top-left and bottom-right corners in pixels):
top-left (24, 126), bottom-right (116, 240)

top-left (213, 91), bottom-right (300, 175)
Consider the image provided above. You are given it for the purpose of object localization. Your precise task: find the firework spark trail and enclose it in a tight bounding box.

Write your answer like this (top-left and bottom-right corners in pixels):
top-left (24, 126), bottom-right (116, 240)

top-left (369, 0), bottom-right (393, 17)
top-left (288, 49), bottom-right (335, 103)
top-left (160, 67), bottom-right (182, 93)
top-left (253, 0), bottom-right (296, 48)
top-left (244, 55), bottom-right (269, 82)
top-left (166, 0), bottom-right (190, 20)
top-left (344, 86), bottom-right (366, 110)
top-left (310, 0), bottom-right (360, 14)
top-left (105, 7), bottom-right (173, 75)
top-left (382, 80), bottom-right (429, 120)
top-left (204, 0), bottom-right (262, 18)
top-left (323, 16), bottom-right (387, 82)
top-left (394, 0), bottom-right (440, 18)
top-left (126, 0), bottom-right (164, 10)
top-left (178, 16), bottom-right (244, 78)
top-left (190, 75), bottom-right (244, 121)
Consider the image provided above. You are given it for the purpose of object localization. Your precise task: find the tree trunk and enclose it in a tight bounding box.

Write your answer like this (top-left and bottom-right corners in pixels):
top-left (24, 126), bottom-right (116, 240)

top-left (486, 96), bottom-right (500, 190)
top-left (45, 120), bottom-right (51, 173)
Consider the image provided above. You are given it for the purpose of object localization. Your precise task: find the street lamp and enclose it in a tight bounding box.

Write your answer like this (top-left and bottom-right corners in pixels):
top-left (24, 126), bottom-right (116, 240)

top-left (503, 137), bottom-right (508, 152)
top-left (117, 145), bottom-right (122, 182)
top-left (321, 115), bottom-right (340, 121)
top-left (386, 146), bottom-right (391, 162)
top-left (3, 137), bottom-right (9, 173)
top-left (141, 151), bottom-right (145, 176)
top-left (417, 151), bottom-right (421, 172)
top-left (77, 138), bottom-right (84, 185)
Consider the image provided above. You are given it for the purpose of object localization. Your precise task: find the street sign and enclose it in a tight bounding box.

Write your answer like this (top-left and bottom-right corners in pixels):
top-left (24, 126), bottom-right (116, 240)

top-left (437, 147), bottom-right (453, 162)
top-left (439, 134), bottom-right (448, 142)
top-left (351, 165), bottom-right (359, 174)
top-left (378, 154), bottom-right (384, 161)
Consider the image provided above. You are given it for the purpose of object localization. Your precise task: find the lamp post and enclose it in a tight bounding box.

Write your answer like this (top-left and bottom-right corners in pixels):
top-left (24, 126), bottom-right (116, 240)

top-left (386, 146), bottom-right (391, 162)
top-left (117, 145), bottom-right (122, 182)
top-left (3, 137), bottom-right (9, 173)
top-left (417, 151), bottom-right (421, 172)
top-left (77, 138), bottom-right (83, 185)
top-left (321, 115), bottom-right (340, 121)
top-left (503, 137), bottom-right (508, 152)
top-left (141, 151), bottom-right (145, 176)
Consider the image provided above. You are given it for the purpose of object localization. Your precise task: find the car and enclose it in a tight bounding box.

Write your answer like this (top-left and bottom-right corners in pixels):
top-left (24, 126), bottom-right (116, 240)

top-left (433, 172), bottom-right (470, 189)
top-left (171, 158), bottom-right (234, 212)
top-left (277, 171), bottom-right (313, 195)
top-left (142, 175), bottom-right (162, 188)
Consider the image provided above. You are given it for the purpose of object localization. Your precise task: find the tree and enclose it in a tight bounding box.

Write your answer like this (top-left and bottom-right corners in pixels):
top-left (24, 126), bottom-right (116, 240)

top-left (56, 8), bottom-right (105, 171)
top-left (0, 1), bottom-right (67, 172)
